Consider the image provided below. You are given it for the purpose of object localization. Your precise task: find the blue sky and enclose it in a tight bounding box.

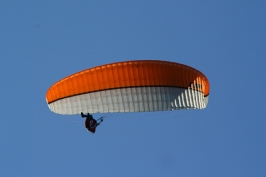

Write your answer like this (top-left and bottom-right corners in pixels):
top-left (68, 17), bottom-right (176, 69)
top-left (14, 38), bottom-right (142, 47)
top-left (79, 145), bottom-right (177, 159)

top-left (1, 1), bottom-right (266, 176)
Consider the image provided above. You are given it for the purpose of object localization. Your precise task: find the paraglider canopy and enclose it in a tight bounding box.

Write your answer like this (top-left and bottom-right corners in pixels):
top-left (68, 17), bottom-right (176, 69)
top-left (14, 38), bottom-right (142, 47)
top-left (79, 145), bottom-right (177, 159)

top-left (46, 60), bottom-right (210, 115)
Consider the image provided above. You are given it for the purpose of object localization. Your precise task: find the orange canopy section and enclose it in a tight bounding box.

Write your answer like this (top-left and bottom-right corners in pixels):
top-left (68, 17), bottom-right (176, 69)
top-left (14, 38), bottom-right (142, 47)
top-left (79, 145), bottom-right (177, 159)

top-left (46, 60), bottom-right (210, 105)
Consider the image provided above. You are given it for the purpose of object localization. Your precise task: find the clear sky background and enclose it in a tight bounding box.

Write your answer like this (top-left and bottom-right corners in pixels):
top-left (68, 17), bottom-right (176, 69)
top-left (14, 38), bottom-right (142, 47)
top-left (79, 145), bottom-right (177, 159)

top-left (1, 1), bottom-right (266, 177)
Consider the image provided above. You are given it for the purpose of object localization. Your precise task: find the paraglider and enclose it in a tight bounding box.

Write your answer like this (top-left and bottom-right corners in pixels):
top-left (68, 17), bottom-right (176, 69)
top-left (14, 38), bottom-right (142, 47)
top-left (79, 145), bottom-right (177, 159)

top-left (46, 60), bottom-right (210, 133)
top-left (81, 112), bottom-right (103, 133)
